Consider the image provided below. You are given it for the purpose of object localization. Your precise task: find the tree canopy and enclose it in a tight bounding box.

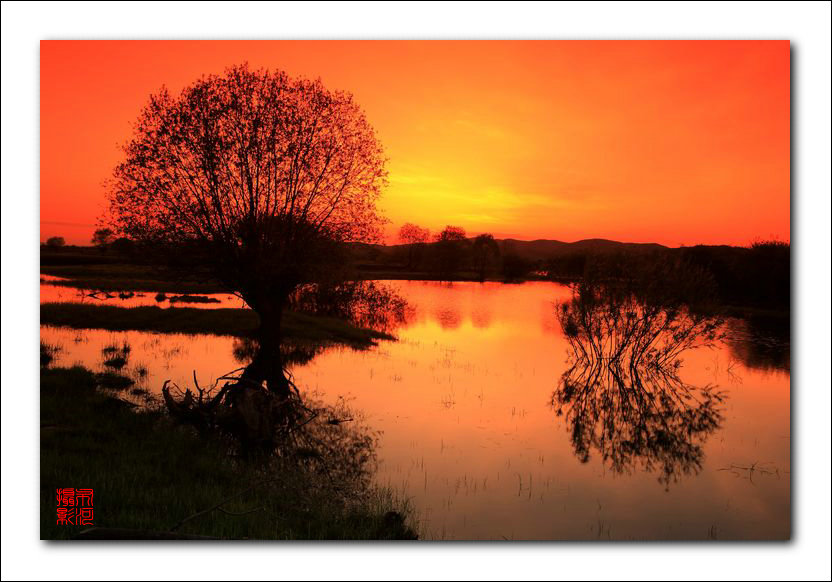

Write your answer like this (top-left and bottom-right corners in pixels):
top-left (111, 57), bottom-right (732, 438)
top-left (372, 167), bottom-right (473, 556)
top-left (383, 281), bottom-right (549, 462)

top-left (91, 228), bottom-right (115, 247)
top-left (435, 225), bottom-right (466, 242)
top-left (398, 222), bottom-right (430, 245)
top-left (107, 64), bottom-right (387, 309)
top-left (44, 236), bottom-right (65, 248)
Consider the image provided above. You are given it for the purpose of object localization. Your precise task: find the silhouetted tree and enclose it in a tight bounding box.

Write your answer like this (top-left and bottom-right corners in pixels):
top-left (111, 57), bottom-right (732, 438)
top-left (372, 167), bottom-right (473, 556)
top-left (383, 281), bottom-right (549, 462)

top-left (544, 251), bottom-right (588, 281)
top-left (91, 228), bottom-right (115, 250)
top-left (106, 64), bottom-right (387, 397)
top-left (109, 236), bottom-right (135, 256)
top-left (472, 233), bottom-right (499, 281)
top-left (436, 225), bottom-right (466, 241)
top-left (747, 239), bottom-right (790, 307)
top-left (398, 222), bottom-right (430, 268)
top-left (501, 252), bottom-right (530, 282)
top-left (433, 225), bottom-right (467, 280)
top-left (45, 236), bottom-right (65, 249)
top-left (542, 241), bottom-right (790, 313)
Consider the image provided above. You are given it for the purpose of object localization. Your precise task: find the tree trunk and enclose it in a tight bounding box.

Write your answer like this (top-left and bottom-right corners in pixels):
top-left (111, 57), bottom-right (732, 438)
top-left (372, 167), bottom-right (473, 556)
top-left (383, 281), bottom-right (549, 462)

top-left (245, 296), bottom-right (292, 400)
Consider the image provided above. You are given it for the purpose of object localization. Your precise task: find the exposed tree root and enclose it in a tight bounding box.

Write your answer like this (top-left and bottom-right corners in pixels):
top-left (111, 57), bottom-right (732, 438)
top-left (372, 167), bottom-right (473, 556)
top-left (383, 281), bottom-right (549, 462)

top-left (162, 367), bottom-right (314, 453)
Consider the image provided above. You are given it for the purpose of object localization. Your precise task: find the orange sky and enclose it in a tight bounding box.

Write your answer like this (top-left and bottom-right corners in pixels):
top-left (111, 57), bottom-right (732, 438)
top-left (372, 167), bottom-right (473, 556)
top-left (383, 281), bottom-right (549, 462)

top-left (40, 40), bottom-right (790, 246)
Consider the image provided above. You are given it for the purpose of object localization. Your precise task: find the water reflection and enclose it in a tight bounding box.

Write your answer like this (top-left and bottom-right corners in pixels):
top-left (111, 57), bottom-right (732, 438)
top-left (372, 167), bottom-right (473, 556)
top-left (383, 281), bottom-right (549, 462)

top-left (470, 308), bottom-right (493, 329)
top-left (39, 280), bottom-right (790, 539)
top-left (290, 280), bottom-right (410, 332)
top-left (232, 337), bottom-right (323, 368)
top-left (435, 308), bottom-right (463, 330)
top-left (161, 337), bottom-right (384, 511)
top-left (163, 281), bottom-right (410, 454)
top-left (40, 282), bottom-right (246, 310)
top-left (553, 285), bottom-right (726, 488)
top-left (725, 316), bottom-right (790, 373)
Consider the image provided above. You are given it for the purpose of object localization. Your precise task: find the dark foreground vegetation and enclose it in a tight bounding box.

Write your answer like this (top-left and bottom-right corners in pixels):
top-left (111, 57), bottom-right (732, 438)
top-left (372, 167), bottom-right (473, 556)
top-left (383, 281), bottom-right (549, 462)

top-left (41, 365), bottom-right (417, 540)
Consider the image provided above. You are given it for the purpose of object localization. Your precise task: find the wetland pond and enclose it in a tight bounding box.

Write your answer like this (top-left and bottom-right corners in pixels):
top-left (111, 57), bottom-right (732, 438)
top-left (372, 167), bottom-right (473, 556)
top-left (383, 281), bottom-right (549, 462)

top-left (40, 279), bottom-right (790, 540)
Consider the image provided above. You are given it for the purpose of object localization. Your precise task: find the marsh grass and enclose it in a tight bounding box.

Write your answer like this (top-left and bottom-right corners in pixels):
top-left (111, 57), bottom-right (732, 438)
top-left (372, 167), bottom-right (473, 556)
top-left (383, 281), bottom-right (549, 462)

top-left (40, 263), bottom-right (223, 293)
top-left (40, 303), bottom-right (393, 348)
top-left (94, 371), bottom-right (135, 390)
top-left (102, 356), bottom-right (128, 370)
top-left (40, 366), bottom-right (417, 540)
top-left (100, 341), bottom-right (131, 370)
top-left (40, 341), bottom-right (62, 367)
top-left (101, 341), bottom-right (131, 356)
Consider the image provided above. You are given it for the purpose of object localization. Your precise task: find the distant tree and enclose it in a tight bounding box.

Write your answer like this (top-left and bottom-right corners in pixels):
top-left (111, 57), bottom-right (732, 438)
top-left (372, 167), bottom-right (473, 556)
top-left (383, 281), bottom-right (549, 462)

top-left (748, 239), bottom-right (790, 306)
top-left (433, 225), bottom-right (467, 280)
top-left (398, 223), bottom-right (430, 268)
top-left (109, 236), bottom-right (135, 256)
top-left (45, 236), bottom-right (65, 249)
top-left (501, 252), bottom-right (531, 282)
top-left (91, 228), bottom-right (115, 250)
top-left (105, 64), bottom-right (387, 397)
top-left (679, 241), bottom-right (789, 309)
top-left (750, 238), bottom-right (789, 250)
top-left (436, 225), bottom-right (466, 243)
top-left (398, 223), bottom-right (430, 244)
top-left (545, 251), bottom-right (589, 281)
top-left (472, 233), bottom-right (500, 281)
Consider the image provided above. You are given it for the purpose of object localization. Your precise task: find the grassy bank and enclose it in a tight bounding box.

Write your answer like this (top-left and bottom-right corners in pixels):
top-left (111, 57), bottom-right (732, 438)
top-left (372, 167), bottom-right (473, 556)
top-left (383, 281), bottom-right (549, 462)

top-left (41, 366), bottom-right (417, 540)
top-left (40, 303), bottom-right (393, 348)
top-left (41, 263), bottom-right (225, 293)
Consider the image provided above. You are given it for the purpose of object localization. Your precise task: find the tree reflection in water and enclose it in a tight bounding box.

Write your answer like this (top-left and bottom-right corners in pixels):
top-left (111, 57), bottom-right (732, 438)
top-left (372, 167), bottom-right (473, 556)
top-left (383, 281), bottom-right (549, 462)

top-left (232, 336), bottom-right (323, 368)
top-left (163, 341), bottom-right (382, 512)
top-left (290, 280), bottom-right (411, 333)
top-left (164, 280), bottom-right (407, 449)
top-left (553, 282), bottom-right (727, 489)
top-left (161, 282), bottom-right (410, 505)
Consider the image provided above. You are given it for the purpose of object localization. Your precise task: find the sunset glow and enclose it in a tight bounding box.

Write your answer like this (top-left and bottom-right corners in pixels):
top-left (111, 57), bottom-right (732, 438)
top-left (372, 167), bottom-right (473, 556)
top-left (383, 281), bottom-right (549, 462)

top-left (40, 40), bottom-right (790, 246)
top-left (32, 32), bottom-right (798, 547)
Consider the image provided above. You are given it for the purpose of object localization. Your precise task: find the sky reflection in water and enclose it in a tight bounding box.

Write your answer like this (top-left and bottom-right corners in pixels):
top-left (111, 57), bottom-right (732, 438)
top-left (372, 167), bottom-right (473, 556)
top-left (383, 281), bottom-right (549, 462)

top-left (40, 280), bottom-right (790, 540)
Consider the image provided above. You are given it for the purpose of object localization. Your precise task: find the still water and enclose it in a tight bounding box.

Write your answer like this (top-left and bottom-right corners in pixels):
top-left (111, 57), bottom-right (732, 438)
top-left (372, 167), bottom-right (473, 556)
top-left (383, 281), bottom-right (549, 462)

top-left (40, 280), bottom-right (790, 540)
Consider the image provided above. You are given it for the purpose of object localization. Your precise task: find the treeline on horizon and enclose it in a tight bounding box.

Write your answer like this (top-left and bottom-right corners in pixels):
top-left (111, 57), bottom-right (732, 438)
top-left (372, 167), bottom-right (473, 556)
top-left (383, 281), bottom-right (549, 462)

top-left (41, 224), bottom-right (790, 316)
top-left (362, 224), bottom-right (790, 315)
